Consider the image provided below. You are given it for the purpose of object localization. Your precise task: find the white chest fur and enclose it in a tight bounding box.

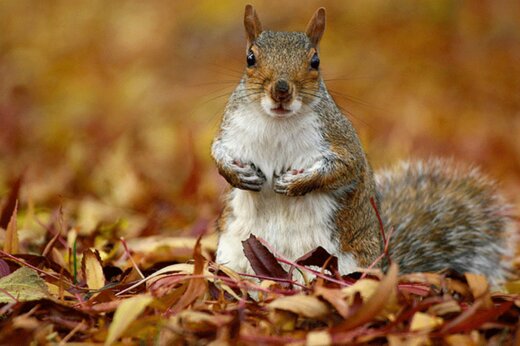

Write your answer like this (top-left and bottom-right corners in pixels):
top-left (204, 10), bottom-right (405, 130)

top-left (216, 104), bottom-right (358, 276)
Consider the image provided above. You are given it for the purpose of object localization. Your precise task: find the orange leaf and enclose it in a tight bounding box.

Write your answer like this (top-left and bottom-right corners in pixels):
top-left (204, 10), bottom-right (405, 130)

top-left (167, 236), bottom-right (207, 315)
top-left (333, 262), bottom-right (398, 331)
top-left (3, 201), bottom-right (18, 254)
top-left (315, 286), bottom-right (350, 318)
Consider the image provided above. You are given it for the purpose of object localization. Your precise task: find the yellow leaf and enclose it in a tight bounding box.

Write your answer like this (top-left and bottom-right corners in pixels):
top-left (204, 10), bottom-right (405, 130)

top-left (335, 263), bottom-right (399, 331)
top-left (3, 201), bottom-right (18, 254)
top-left (444, 333), bottom-right (478, 346)
top-left (269, 309), bottom-right (296, 332)
top-left (105, 294), bottom-right (153, 346)
top-left (504, 279), bottom-right (520, 294)
top-left (268, 294), bottom-right (329, 319)
top-left (464, 273), bottom-right (488, 299)
top-left (82, 249), bottom-right (105, 290)
top-left (427, 300), bottom-right (461, 316)
top-left (306, 330), bottom-right (331, 346)
top-left (341, 278), bottom-right (379, 303)
top-left (410, 312), bottom-right (443, 332)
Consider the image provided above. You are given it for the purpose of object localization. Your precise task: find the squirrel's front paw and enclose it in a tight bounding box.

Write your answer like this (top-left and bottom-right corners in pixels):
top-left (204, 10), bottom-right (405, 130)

top-left (273, 169), bottom-right (313, 196)
top-left (227, 160), bottom-right (266, 191)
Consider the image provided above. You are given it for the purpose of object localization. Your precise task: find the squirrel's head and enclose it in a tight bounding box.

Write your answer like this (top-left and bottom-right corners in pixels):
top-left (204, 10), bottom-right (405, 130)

top-left (242, 5), bottom-right (326, 118)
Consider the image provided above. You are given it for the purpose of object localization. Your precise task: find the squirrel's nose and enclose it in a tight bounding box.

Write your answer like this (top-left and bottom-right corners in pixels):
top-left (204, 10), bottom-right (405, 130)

top-left (272, 79), bottom-right (292, 102)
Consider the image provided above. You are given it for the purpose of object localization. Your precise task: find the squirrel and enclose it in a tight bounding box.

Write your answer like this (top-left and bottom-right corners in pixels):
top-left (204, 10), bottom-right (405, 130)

top-left (211, 5), bottom-right (516, 285)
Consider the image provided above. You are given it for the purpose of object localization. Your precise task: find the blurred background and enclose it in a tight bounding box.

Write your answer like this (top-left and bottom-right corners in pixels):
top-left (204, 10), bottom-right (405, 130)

top-left (1, 0), bottom-right (519, 238)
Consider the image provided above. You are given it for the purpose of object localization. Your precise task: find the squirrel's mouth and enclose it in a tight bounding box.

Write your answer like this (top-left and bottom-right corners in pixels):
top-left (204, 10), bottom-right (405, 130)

top-left (270, 104), bottom-right (291, 116)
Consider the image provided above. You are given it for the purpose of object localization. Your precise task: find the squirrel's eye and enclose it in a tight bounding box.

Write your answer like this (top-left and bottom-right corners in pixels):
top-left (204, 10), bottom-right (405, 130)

top-left (310, 53), bottom-right (320, 70)
top-left (247, 50), bottom-right (256, 67)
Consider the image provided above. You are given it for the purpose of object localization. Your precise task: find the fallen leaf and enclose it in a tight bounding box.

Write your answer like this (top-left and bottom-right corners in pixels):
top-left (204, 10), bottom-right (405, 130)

top-left (315, 286), bottom-right (350, 318)
top-left (0, 266), bottom-right (49, 303)
top-left (242, 234), bottom-right (290, 282)
top-left (295, 246), bottom-right (339, 276)
top-left (104, 294), bottom-right (153, 346)
top-left (306, 330), bottom-right (332, 346)
top-left (0, 258), bottom-right (10, 278)
top-left (464, 273), bottom-right (488, 299)
top-left (504, 279), bottom-right (520, 294)
top-left (168, 236), bottom-right (207, 315)
top-left (444, 333), bottom-right (479, 346)
top-left (0, 176), bottom-right (22, 229)
top-left (440, 300), bottom-right (513, 334)
top-left (409, 312), bottom-right (443, 331)
top-left (333, 262), bottom-right (398, 331)
top-left (427, 300), bottom-right (461, 316)
top-left (3, 201), bottom-right (19, 254)
top-left (82, 248), bottom-right (105, 290)
top-left (268, 294), bottom-right (329, 319)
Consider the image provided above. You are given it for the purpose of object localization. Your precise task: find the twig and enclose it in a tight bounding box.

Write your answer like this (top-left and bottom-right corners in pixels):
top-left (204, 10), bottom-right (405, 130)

top-left (59, 320), bottom-right (86, 345)
top-left (120, 237), bottom-right (145, 279)
top-left (0, 287), bottom-right (19, 303)
top-left (370, 197), bottom-right (386, 245)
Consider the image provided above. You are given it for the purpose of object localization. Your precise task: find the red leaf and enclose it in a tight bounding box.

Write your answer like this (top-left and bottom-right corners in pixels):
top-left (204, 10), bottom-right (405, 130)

top-left (242, 234), bottom-right (290, 282)
top-left (295, 246), bottom-right (339, 276)
top-left (0, 176), bottom-right (22, 230)
top-left (440, 300), bottom-right (513, 334)
top-left (0, 259), bottom-right (10, 278)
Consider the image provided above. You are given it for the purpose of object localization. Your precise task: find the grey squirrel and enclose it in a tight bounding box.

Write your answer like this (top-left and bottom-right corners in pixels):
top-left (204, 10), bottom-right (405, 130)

top-left (211, 5), bottom-right (516, 285)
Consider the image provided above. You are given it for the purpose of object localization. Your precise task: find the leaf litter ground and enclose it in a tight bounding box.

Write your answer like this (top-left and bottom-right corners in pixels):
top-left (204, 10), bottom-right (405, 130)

top-left (0, 180), bottom-right (519, 345)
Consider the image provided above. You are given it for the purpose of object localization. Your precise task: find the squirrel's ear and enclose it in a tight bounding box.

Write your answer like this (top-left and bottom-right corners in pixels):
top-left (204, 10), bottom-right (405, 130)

top-left (305, 7), bottom-right (326, 47)
top-left (244, 4), bottom-right (263, 45)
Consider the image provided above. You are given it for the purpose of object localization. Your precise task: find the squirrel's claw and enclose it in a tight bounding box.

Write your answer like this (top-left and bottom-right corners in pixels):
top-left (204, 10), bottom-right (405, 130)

top-left (228, 161), bottom-right (266, 191)
top-left (273, 169), bottom-right (309, 196)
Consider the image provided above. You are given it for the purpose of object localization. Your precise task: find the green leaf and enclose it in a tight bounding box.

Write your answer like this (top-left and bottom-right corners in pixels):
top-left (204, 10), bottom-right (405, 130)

top-left (0, 267), bottom-right (49, 303)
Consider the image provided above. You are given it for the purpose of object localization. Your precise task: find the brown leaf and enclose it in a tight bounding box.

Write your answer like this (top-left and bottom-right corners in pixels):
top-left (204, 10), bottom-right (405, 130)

top-left (242, 234), bottom-right (290, 282)
top-left (3, 201), bottom-right (18, 254)
top-left (440, 300), bottom-right (513, 334)
top-left (167, 236), bottom-right (207, 315)
top-left (315, 286), bottom-right (350, 318)
top-left (0, 176), bottom-right (22, 230)
top-left (333, 262), bottom-right (398, 331)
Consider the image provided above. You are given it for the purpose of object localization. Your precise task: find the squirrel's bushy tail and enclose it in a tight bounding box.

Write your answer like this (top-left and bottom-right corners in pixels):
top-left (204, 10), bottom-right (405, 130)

top-left (376, 158), bottom-right (518, 285)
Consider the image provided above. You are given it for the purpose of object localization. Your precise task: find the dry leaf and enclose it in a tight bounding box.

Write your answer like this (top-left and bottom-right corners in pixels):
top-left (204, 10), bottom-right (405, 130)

top-left (242, 234), bottom-right (290, 283)
top-left (306, 330), bottom-right (331, 346)
top-left (268, 294), bottom-right (329, 319)
top-left (3, 201), bottom-right (19, 254)
top-left (409, 312), bottom-right (444, 331)
top-left (315, 285), bottom-right (350, 318)
top-left (269, 309), bottom-right (297, 332)
top-left (427, 300), bottom-right (461, 316)
top-left (82, 248), bottom-right (105, 290)
top-left (444, 334), bottom-right (478, 346)
top-left (504, 279), bottom-right (520, 294)
top-left (104, 294), bottom-right (153, 346)
top-left (168, 237), bottom-right (207, 314)
top-left (334, 263), bottom-right (398, 331)
top-left (464, 273), bottom-right (488, 299)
